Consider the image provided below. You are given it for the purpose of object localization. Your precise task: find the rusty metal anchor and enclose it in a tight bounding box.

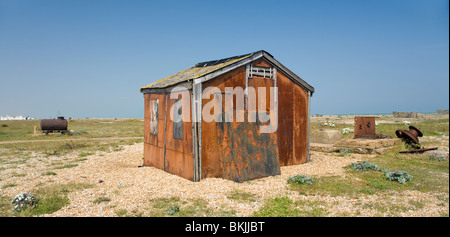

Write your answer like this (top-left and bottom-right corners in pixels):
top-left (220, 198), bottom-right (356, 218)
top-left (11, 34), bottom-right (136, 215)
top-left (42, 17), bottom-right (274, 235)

top-left (396, 126), bottom-right (437, 153)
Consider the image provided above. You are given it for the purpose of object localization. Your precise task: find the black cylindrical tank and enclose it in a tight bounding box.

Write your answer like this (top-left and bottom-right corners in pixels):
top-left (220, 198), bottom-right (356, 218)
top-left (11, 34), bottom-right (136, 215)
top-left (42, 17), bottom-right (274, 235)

top-left (40, 117), bottom-right (68, 131)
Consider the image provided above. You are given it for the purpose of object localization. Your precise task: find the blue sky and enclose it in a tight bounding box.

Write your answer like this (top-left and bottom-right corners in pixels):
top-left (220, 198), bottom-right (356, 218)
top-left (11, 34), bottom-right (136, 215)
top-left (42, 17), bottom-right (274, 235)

top-left (0, 0), bottom-right (448, 118)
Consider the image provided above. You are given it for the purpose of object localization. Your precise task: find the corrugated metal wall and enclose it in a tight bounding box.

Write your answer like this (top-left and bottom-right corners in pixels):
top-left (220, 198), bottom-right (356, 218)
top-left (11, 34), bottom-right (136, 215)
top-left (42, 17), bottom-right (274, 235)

top-left (249, 58), bottom-right (309, 166)
top-left (144, 92), bottom-right (194, 181)
top-left (144, 93), bottom-right (166, 170)
top-left (277, 64), bottom-right (309, 166)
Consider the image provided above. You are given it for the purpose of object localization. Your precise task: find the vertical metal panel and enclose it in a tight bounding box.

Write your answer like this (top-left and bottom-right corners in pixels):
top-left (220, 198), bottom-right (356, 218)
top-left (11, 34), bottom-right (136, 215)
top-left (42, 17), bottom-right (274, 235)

top-left (201, 66), bottom-right (246, 178)
top-left (292, 78), bottom-right (308, 165)
top-left (191, 90), bottom-right (198, 182)
top-left (163, 94), bottom-right (168, 171)
top-left (276, 66), bottom-right (294, 166)
top-left (192, 81), bottom-right (202, 182)
top-left (273, 67), bottom-right (277, 102)
top-left (161, 90), bottom-right (195, 181)
top-left (144, 94), bottom-right (151, 145)
top-left (144, 93), bottom-right (166, 170)
top-left (307, 91), bottom-right (311, 162)
top-left (262, 57), bottom-right (308, 166)
top-left (197, 83), bottom-right (202, 181)
top-left (224, 76), bottom-right (280, 182)
top-left (245, 64), bottom-right (250, 110)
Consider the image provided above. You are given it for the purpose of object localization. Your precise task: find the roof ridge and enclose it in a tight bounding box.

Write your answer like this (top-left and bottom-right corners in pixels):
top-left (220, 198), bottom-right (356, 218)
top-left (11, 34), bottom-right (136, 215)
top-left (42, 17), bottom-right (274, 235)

top-left (194, 53), bottom-right (251, 68)
top-left (193, 50), bottom-right (270, 68)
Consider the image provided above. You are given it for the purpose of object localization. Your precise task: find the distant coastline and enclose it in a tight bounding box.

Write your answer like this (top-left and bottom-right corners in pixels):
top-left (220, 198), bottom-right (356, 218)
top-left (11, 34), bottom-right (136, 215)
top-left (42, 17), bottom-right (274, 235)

top-left (313, 112), bottom-right (443, 116)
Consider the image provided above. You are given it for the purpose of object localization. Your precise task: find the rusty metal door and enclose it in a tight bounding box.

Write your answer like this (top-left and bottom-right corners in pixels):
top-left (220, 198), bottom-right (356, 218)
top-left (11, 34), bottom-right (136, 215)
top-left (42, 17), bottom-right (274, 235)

top-left (218, 76), bottom-right (280, 182)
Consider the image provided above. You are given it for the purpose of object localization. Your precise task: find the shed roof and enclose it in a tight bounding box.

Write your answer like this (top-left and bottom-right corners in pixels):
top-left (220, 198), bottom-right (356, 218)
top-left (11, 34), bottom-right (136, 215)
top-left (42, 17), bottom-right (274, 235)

top-left (140, 50), bottom-right (314, 94)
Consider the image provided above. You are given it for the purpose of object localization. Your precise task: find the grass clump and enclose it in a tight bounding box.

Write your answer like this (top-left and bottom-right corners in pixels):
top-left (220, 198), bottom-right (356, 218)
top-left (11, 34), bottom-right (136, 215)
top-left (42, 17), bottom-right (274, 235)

top-left (42, 172), bottom-right (57, 176)
top-left (384, 170), bottom-right (413, 184)
top-left (54, 164), bottom-right (78, 170)
top-left (252, 197), bottom-right (328, 217)
top-left (253, 197), bottom-right (294, 217)
top-left (339, 149), bottom-right (352, 157)
top-left (350, 161), bottom-right (383, 172)
top-left (148, 197), bottom-right (235, 217)
top-left (0, 183), bottom-right (93, 217)
top-left (350, 161), bottom-right (413, 184)
top-left (78, 152), bottom-right (94, 157)
top-left (1, 183), bottom-right (17, 189)
top-left (30, 183), bottom-right (94, 216)
top-left (227, 190), bottom-right (257, 203)
top-left (164, 205), bottom-right (180, 216)
top-left (429, 154), bottom-right (448, 162)
top-left (287, 174), bottom-right (315, 185)
top-left (115, 209), bottom-right (128, 217)
top-left (288, 175), bottom-right (366, 197)
top-left (92, 196), bottom-right (111, 204)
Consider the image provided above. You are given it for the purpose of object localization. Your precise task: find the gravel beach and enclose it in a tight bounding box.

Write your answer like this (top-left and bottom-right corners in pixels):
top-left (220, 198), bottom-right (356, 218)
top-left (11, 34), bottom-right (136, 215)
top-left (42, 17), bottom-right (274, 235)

top-left (1, 142), bottom-right (447, 217)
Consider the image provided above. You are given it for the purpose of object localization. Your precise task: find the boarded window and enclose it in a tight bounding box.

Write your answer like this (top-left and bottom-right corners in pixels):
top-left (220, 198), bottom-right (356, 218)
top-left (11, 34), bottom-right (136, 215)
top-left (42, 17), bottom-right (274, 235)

top-left (173, 99), bottom-right (183, 139)
top-left (150, 99), bottom-right (159, 135)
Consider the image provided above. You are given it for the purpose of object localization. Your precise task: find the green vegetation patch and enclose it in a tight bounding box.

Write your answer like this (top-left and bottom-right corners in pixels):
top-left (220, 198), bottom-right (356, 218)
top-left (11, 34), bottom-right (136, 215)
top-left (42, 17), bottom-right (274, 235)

top-left (0, 183), bottom-right (94, 217)
top-left (42, 172), bottom-right (57, 176)
top-left (253, 197), bottom-right (328, 217)
top-left (78, 152), bottom-right (94, 157)
top-left (287, 174), bottom-right (315, 185)
top-left (147, 197), bottom-right (236, 217)
top-left (227, 189), bottom-right (258, 203)
top-left (1, 183), bottom-right (17, 189)
top-left (289, 175), bottom-right (370, 197)
top-left (350, 161), bottom-right (383, 172)
top-left (54, 164), bottom-right (78, 170)
top-left (92, 196), bottom-right (111, 204)
top-left (0, 119), bottom-right (144, 142)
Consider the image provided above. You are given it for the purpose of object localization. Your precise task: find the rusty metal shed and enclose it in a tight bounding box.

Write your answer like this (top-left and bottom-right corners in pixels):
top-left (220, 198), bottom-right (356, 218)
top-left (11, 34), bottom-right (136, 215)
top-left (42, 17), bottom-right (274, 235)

top-left (140, 50), bottom-right (314, 182)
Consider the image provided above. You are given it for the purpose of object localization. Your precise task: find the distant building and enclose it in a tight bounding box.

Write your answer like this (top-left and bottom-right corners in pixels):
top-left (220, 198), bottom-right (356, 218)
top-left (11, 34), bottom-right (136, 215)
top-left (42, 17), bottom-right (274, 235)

top-left (0, 115), bottom-right (26, 120)
top-left (392, 112), bottom-right (420, 118)
top-left (436, 109), bottom-right (449, 115)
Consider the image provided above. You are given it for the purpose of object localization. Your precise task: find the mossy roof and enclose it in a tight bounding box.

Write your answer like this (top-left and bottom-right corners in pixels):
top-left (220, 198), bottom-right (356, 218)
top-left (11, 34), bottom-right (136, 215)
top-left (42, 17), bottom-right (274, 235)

top-left (140, 52), bottom-right (254, 90)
